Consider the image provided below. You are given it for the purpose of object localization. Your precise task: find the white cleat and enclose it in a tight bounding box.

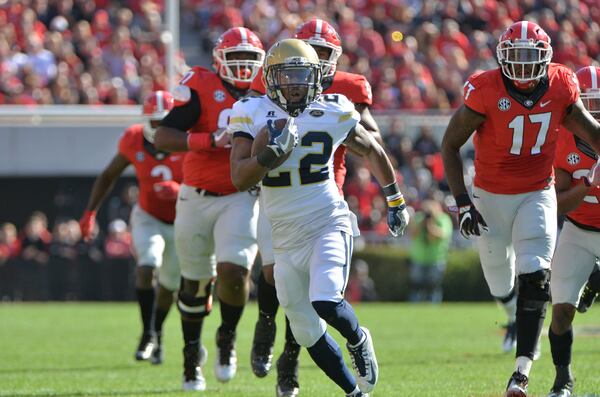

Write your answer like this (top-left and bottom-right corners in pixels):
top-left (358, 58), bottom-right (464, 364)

top-left (214, 347), bottom-right (237, 383)
top-left (182, 343), bottom-right (208, 392)
top-left (347, 327), bottom-right (378, 393)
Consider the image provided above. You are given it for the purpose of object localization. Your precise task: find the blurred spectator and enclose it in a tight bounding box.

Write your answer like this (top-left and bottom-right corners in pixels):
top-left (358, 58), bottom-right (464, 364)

top-left (108, 183), bottom-right (138, 222)
top-left (77, 221), bottom-right (105, 300)
top-left (408, 199), bottom-right (453, 303)
top-left (345, 259), bottom-right (378, 303)
top-left (103, 218), bottom-right (133, 301)
top-left (18, 211), bottom-right (51, 300)
top-left (0, 222), bottom-right (20, 300)
top-left (48, 218), bottom-right (81, 300)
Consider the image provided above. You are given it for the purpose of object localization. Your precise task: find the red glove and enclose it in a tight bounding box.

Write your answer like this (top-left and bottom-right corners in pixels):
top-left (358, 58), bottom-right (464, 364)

top-left (79, 210), bottom-right (96, 241)
top-left (154, 180), bottom-right (180, 200)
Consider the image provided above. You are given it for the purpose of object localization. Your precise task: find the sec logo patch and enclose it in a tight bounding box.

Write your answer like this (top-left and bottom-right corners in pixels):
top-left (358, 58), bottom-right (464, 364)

top-left (136, 151), bottom-right (145, 162)
top-left (498, 97), bottom-right (511, 111)
top-left (214, 90), bottom-right (226, 102)
top-left (567, 152), bottom-right (580, 165)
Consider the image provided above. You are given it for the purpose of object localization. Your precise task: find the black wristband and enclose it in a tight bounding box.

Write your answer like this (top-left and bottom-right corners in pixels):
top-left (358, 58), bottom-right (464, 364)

top-left (382, 182), bottom-right (401, 197)
top-left (455, 193), bottom-right (472, 207)
top-left (256, 148), bottom-right (277, 169)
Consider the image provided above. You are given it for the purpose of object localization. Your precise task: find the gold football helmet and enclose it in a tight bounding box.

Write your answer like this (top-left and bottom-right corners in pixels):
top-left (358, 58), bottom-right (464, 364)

top-left (263, 38), bottom-right (322, 116)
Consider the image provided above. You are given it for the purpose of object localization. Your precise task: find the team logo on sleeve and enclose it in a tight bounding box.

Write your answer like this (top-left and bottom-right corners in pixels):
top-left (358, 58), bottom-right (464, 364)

top-left (136, 151), bottom-right (145, 162)
top-left (309, 110), bottom-right (324, 117)
top-left (213, 90), bottom-right (226, 102)
top-left (567, 152), bottom-right (580, 165)
top-left (498, 97), bottom-right (511, 111)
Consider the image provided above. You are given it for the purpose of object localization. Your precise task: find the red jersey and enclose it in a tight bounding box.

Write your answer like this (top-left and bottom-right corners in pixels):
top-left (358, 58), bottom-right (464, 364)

top-left (554, 128), bottom-right (600, 229)
top-left (175, 66), bottom-right (239, 194)
top-left (250, 69), bottom-right (373, 192)
top-left (118, 125), bottom-right (184, 223)
top-left (464, 64), bottom-right (579, 194)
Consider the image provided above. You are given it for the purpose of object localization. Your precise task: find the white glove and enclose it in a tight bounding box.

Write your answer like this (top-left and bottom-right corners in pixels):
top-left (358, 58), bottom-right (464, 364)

top-left (587, 157), bottom-right (600, 187)
top-left (267, 118), bottom-right (298, 157)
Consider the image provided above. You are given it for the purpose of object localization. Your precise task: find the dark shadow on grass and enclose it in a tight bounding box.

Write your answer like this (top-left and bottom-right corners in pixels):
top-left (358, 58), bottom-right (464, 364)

top-left (3, 388), bottom-right (181, 397)
top-left (0, 364), bottom-right (137, 375)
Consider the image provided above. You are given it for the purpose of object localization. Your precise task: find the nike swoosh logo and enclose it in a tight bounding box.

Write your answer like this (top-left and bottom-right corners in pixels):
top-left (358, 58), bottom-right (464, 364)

top-left (367, 360), bottom-right (377, 385)
top-left (540, 100), bottom-right (551, 107)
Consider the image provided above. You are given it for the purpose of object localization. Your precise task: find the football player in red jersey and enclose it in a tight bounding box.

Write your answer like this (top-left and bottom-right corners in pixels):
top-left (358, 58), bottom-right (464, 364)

top-left (79, 91), bottom-right (182, 364)
top-left (546, 66), bottom-right (600, 397)
top-left (246, 19), bottom-right (381, 397)
top-left (153, 27), bottom-right (264, 391)
top-left (441, 21), bottom-right (600, 397)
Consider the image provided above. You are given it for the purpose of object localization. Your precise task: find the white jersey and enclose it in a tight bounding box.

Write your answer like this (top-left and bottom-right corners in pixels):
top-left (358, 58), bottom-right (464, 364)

top-left (228, 94), bottom-right (360, 249)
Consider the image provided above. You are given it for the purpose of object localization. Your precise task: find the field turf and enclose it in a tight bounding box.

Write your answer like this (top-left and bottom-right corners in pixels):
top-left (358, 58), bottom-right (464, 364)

top-left (0, 302), bottom-right (598, 397)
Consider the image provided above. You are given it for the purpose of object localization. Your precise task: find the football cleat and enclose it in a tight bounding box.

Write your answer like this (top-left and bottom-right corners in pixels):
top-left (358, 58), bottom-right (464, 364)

top-left (547, 379), bottom-right (573, 397)
top-left (215, 326), bottom-right (237, 383)
top-left (182, 342), bottom-right (208, 391)
top-left (347, 327), bottom-right (378, 393)
top-left (276, 343), bottom-right (300, 397)
top-left (577, 283), bottom-right (598, 313)
top-left (502, 322), bottom-right (517, 353)
top-left (151, 343), bottom-right (163, 365)
top-left (135, 332), bottom-right (156, 361)
top-left (346, 386), bottom-right (369, 397)
top-left (505, 371), bottom-right (528, 397)
top-left (251, 315), bottom-right (276, 378)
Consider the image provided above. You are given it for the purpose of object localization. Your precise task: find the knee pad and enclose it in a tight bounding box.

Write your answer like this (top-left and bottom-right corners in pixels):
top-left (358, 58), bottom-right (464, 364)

top-left (177, 278), bottom-right (215, 319)
top-left (285, 308), bottom-right (326, 347)
top-left (518, 270), bottom-right (550, 313)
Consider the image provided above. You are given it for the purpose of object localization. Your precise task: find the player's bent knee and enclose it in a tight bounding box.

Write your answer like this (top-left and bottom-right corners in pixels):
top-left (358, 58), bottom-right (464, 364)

top-left (517, 269), bottom-right (550, 313)
top-left (177, 277), bottom-right (215, 319)
top-left (311, 300), bottom-right (341, 323)
top-left (286, 311), bottom-right (326, 347)
top-left (217, 262), bottom-right (249, 284)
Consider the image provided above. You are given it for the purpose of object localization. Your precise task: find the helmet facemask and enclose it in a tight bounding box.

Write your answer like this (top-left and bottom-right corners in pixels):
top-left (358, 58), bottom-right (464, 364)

top-left (265, 63), bottom-right (322, 116)
top-left (581, 89), bottom-right (600, 120)
top-left (306, 41), bottom-right (341, 79)
top-left (497, 39), bottom-right (552, 84)
top-left (214, 48), bottom-right (265, 89)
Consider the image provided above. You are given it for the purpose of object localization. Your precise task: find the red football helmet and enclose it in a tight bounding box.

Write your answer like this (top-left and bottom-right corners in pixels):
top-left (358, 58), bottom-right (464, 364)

top-left (142, 90), bottom-right (174, 143)
top-left (496, 21), bottom-right (552, 87)
top-left (213, 27), bottom-right (265, 90)
top-left (576, 66), bottom-right (600, 119)
top-left (294, 19), bottom-right (342, 78)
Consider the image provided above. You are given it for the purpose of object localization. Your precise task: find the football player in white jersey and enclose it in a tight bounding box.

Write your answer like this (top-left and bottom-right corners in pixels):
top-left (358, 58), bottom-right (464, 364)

top-left (229, 39), bottom-right (409, 397)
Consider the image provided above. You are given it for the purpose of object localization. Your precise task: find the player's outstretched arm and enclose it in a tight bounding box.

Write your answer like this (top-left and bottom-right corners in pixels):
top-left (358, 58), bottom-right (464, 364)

top-left (230, 136), bottom-right (270, 192)
top-left (344, 123), bottom-right (409, 236)
top-left (563, 98), bottom-right (600, 154)
top-left (440, 105), bottom-right (484, 198)
top-left (355, 103), bottom-right (382, 144)
top-left (80, 154), bottom-right (130, 239)
top-left (154, 90), bottom-right (202, 152)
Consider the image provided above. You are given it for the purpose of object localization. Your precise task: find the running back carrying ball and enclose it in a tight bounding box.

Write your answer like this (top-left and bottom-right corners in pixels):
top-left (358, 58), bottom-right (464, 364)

top-left (252, 118), bottom-right (294, 169)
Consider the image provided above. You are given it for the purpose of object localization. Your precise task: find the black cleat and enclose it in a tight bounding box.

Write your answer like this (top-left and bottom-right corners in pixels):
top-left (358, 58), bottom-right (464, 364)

top-left (135, 332), bottom-right (155, 361)
top-left (251, 315), bottom-right (276, 378)
top-left (577, 283), bottom-right (597, 313)
top-left (276, 342), bottom-right (300, 397)
top-left (505, 371), bottom-right (528, 397)
top-left (547, 378), bottom-right (573, 397)
top-left (502, 322), bottom-right (517, 353)
top-left (151, 334), bottom-right (163, 365)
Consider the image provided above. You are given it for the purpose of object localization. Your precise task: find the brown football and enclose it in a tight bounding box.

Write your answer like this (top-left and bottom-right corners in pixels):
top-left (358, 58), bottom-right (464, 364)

top-left (251, 118), bottom-right (292, 170)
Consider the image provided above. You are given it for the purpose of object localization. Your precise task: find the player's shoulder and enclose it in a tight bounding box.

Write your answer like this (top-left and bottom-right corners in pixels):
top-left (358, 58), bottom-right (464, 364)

top-left (333, 71), bottom-right (368, 87)
top-left (122, 124), bottom-right (144, 141)
top-left (330, 71), bottom-right (372, 103)
top-left (312, 93), bottom-right (355, 113)
top-left (231, 95), bottom-right (270, 116)
top-left (466, 68), bottom-right (502, 88)
top-left (548, 63), bottom-right (578, 87)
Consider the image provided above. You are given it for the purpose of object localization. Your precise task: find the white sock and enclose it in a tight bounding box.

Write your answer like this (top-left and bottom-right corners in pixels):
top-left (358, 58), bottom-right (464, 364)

top-left (499, 294), bottom-right (517, 323)
top-left (515, 356), bottom-right (533, 377)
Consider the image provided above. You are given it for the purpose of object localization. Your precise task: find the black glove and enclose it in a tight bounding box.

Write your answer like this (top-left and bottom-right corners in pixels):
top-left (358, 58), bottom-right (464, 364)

top-left (455, 193), bottom-right (487, 239)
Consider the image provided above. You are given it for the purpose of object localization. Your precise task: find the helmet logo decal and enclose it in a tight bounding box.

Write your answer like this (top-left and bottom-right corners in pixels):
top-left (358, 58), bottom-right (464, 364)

top-left (498, 97), bottom-right (511, 111)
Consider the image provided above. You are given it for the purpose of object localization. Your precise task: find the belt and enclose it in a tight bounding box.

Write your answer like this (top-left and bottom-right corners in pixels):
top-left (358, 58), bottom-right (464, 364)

top-left (195, 188), bottom-right (225, 197)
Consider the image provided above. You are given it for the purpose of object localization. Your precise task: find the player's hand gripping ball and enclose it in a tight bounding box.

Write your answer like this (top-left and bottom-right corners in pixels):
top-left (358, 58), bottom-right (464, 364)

top-left (251, 118), bottom-right (297, 169)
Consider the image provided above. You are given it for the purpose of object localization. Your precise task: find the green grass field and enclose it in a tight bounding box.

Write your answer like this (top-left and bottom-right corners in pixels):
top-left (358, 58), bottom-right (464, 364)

top-left (0, 302), bottom-right (598, 397)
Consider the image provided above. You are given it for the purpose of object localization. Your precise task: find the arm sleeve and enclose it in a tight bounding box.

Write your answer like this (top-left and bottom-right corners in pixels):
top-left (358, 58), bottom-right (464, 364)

top-left (352, 75), bottom-right (373, 106)
top-left (228, 99), bottom-right (257, 140)
top-left (160, 89), bottom-right (201, 131)
top-left (564, 68), bottom-right (580, 106)
top-left (463, 72), bottom-right (486, 115)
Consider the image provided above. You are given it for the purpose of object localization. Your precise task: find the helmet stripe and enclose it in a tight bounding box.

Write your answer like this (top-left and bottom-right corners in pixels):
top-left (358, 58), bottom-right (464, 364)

top-left (315, 19), bottom-right (322, 38)
top-left (156, 91), bottom-right (164, 114)
top-left (239, 27), bottom-right (247, 44)
top-left (591, 67), bottom-right (598, 90)
top-left (520, 21), bottom-right (528, 40)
